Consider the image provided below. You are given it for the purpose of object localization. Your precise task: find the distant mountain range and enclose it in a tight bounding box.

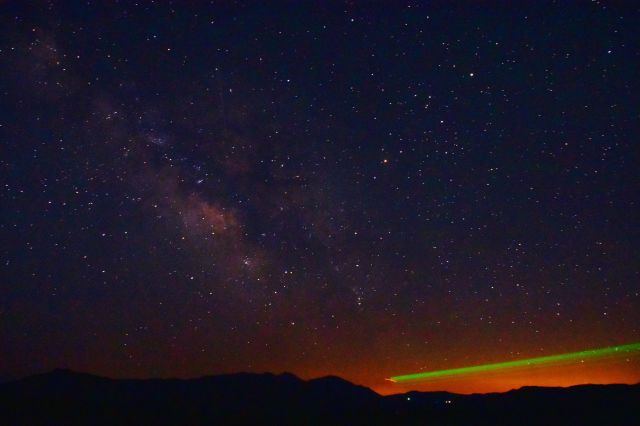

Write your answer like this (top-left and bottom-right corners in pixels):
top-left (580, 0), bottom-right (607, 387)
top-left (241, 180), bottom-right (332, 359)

top-left (1, 369), bottom-right (638, 425)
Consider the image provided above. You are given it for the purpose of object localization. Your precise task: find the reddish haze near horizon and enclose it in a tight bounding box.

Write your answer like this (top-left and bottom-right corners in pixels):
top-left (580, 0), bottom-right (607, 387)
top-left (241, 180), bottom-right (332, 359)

top-left (371, 356), bottom-right (640, 395)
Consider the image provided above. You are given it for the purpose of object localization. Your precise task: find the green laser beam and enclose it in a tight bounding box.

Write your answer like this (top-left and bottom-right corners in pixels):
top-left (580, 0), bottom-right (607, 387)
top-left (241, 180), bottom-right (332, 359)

top-left (388, 342), bottom-right (640, 383)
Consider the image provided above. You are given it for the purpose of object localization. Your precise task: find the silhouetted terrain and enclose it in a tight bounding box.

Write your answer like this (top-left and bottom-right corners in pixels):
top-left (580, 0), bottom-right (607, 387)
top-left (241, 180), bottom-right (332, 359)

top-left (0, 369), bottom-right (638, 425)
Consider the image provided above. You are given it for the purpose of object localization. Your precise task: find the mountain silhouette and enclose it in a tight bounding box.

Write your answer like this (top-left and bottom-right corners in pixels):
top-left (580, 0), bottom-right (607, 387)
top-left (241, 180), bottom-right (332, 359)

top-left (1, 369), bottom-right (638, 425)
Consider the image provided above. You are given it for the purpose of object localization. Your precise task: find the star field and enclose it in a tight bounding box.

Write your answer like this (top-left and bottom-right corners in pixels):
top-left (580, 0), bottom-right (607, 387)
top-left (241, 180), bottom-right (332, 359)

top-left (1, 1), bottom-right (639, 394)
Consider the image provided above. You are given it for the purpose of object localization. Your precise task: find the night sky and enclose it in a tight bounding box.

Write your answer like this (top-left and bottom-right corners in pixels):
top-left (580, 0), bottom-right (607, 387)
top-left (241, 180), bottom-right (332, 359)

top-left (1, 1), bottom-right (639, 394)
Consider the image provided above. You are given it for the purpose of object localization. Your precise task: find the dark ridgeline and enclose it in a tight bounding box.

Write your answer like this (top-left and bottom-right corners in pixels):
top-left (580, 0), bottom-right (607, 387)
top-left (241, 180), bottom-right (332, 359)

top-left (0, 370), bottom-right (638, 425)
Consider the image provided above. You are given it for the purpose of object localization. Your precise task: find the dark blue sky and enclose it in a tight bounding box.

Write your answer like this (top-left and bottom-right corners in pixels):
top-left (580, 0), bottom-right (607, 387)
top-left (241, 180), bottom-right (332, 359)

top-left (1, 1), bottom-right (638, 393)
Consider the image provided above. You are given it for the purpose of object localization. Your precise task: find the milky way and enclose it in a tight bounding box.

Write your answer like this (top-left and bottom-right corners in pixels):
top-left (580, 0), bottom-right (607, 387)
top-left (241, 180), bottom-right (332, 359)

top-left (1, 1), bottom-right (639, 394)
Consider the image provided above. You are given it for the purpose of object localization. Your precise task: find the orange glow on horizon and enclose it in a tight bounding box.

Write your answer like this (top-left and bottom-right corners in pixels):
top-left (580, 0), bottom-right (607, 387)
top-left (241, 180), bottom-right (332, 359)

top-left (371, 356), bottom-right (640, 395)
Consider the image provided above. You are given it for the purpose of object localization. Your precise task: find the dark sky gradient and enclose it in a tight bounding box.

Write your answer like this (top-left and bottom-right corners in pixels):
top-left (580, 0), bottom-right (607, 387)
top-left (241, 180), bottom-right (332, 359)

top-left (1, 1), bottom-right (639, 394)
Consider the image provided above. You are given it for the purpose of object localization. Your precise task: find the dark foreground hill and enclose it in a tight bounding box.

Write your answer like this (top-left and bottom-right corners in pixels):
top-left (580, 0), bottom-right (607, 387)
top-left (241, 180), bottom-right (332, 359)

top-left (1, 369), bottom-right (638, 425)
